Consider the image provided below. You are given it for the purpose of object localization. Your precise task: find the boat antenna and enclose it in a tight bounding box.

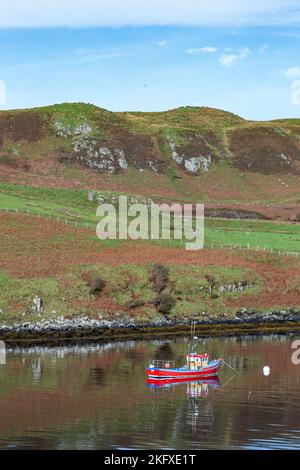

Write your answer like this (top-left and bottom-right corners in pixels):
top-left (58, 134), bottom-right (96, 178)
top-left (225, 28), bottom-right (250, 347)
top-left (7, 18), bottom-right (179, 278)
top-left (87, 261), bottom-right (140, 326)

top-left (189, 321), bottom-right (197, 353)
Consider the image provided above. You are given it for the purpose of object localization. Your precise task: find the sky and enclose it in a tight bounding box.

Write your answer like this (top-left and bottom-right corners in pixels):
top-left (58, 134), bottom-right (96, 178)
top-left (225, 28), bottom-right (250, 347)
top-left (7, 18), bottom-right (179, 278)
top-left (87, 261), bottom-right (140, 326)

top-left (1, 1), bottom-right (300, 120)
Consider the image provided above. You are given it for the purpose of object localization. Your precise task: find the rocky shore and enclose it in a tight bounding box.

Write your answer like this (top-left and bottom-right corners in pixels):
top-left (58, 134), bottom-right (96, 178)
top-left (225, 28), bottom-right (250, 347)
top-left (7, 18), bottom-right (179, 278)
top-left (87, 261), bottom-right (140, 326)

top-left (1, 309), bottom-right (300, 343)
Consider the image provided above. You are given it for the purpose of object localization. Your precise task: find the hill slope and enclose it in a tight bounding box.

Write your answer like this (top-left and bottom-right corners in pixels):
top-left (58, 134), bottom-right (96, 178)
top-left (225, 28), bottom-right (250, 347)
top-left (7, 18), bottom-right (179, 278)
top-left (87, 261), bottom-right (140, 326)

top-left (0, 103), bottom-right (300, 330)
top-left (1, 103), bottom-right (300, 217)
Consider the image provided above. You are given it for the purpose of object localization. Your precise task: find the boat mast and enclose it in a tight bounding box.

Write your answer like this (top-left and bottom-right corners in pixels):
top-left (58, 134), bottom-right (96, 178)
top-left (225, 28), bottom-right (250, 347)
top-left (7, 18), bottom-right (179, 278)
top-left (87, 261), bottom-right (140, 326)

top-left (189, 321), bottom-right (197, 353)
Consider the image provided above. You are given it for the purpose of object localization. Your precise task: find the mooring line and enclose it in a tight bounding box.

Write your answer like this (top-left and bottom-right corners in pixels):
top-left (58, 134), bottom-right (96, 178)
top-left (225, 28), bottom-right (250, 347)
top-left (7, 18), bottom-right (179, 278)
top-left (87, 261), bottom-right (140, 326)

top-left (221, 359), bottom-right (239, 373)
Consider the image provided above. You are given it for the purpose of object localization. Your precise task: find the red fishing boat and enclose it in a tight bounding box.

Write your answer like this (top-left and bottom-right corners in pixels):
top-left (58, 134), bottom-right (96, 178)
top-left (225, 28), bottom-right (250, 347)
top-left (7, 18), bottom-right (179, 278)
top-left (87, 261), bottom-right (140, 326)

top-left (146, 352), bottom-right (221, 380)
top-left (147, 376), bottom-right (220, 388)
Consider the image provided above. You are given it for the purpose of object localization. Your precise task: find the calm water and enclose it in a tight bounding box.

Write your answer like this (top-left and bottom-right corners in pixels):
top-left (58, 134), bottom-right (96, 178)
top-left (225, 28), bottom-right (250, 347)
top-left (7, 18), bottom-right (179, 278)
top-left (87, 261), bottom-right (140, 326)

top-left (0, 334), bottom-right (300, 450)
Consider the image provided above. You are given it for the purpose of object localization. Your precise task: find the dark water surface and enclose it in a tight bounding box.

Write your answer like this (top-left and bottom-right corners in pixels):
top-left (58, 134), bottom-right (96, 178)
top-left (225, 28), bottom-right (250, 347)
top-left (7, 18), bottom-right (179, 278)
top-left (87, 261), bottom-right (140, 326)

top-left (0, 334), bottom-right (300, 450)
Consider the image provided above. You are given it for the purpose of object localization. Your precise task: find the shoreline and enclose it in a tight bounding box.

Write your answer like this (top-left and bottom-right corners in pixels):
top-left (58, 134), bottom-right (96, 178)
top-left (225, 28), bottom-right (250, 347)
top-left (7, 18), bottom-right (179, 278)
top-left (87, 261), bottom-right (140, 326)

top-left (1, 311), bottom-right (300, 344)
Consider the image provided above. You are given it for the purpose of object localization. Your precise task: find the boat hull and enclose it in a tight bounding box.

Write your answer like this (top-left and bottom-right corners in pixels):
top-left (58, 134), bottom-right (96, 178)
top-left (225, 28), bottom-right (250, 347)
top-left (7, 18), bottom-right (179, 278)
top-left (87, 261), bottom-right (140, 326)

top-left (146, 360), bottom-right (220, 379)
top-left (147, 376), bottom-right (220, 387)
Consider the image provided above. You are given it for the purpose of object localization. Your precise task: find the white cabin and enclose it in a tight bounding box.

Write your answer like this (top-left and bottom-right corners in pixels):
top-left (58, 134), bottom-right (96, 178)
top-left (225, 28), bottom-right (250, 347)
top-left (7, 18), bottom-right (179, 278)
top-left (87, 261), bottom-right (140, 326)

top-left (187, 353), bottom-right (209, 370)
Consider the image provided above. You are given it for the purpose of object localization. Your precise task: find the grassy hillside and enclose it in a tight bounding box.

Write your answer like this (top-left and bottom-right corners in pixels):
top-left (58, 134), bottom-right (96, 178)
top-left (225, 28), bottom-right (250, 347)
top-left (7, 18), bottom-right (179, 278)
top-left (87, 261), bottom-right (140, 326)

top-left (1, 209), bottom-right (300, 325)
top-left (0, 103), bottom-right (300, 217)
top-left (0, 183), bottom-right (299, 252)
top-left (0, 181), bottom-right (299, 324)
top-left (0, 103), bottom-right (300, 326)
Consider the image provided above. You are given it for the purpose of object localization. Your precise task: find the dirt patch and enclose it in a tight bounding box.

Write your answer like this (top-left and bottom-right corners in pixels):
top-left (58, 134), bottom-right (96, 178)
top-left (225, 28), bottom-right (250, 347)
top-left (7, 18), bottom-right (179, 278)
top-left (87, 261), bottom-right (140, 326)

top-left (176, 131), bottom-right (213, 159)
top-left (204, 207), bottom-right (268, 220)
top-left (0, 154), bottom-right (31, 172)
top-left (229, 127), bottom-right (300, 174)
top-left (0, 111), bottom-right (46, 147)
top-left (204, 203), bottom-right (300, 221)
top-left (107, 125), bottom-right (165, 171)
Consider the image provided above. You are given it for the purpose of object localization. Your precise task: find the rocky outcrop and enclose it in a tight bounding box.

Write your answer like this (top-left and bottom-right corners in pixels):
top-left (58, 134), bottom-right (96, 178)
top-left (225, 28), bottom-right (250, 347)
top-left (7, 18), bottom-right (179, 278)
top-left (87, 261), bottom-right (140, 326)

top-left (53, 117), bottom-right (166, 174)
top-left (53, 118), bottom-right (130, 173)
top-left (167, 134), bottom-right (212, 175)
top-left (167, 135), bottom-right (212, 174)
top-left (184, 155), bottom-right (211, 173)
top-left (0, 315), bottom-right (177, 340)
top-left (199, 281), bottom-right (252, 294)
top-left (89, 192), bottom-right (154, 208)
top-left (0, 309), bottom-right (300, 341)
top-left (204, 208), bottom-right (268, 220)
top-left (218, 282), bottom-right (252, 293)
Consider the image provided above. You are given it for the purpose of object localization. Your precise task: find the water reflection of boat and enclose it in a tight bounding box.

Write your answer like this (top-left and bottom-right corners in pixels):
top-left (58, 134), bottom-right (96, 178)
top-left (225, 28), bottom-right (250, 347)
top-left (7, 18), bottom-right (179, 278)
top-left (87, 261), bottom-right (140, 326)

top-left (147, 376), bottom-right (220, 396)
top-left (147, 376), bottom-right (220, 432)
top-left (186, 378), bottom-right (220, 397)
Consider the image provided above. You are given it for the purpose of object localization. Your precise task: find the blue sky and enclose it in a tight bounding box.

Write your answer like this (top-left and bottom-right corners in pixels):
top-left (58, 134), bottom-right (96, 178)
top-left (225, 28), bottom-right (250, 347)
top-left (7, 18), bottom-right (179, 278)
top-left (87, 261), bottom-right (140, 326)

top-left (1, 1), bottom-right (300, 120)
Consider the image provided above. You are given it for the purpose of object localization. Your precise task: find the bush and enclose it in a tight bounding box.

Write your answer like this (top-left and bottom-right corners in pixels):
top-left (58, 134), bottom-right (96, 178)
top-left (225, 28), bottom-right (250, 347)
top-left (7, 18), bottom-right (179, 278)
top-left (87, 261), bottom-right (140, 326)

top-left (82, 273), bottom-right (106, 295)
top-left (150, 264), bottom-right (169, 293)
top-left (154, 292), bottom-right (176, 315)
top-left (90, 277), bottom-right (106, 295)
top-left (124, 299), bottom-right (146, 310)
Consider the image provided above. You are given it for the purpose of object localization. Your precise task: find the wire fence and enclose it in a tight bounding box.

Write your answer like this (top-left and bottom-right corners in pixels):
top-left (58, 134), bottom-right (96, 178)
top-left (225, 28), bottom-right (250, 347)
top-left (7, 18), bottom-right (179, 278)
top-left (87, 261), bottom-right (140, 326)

top-left (1, 206), bottom-right (300, 258)
top-left (1, 206), bottom-right (94, 229)
top-left (206, 242), bottom-right (300, 258)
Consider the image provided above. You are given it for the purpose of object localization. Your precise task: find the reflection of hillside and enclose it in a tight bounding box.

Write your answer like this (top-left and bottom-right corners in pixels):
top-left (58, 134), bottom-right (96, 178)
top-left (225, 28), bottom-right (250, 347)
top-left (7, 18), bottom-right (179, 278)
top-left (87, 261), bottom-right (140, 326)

top-left (0, 342), bottom-right (152, 445)
top-left (0, 335), bottom-right (299, 449)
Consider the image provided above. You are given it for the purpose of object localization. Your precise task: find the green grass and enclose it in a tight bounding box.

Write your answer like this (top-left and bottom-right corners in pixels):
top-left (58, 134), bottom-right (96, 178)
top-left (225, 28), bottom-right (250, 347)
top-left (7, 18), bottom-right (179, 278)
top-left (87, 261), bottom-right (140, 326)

top-left (205, 218), bottom-right (300, 252)
top-left (0, 182), bottom-right (299, 253)
top-left (0, 182), bottom-right (298, 322)
top-left (0, 182), bottom-right (99, 225)
top-left (0, 262), bottom-right (260, 323)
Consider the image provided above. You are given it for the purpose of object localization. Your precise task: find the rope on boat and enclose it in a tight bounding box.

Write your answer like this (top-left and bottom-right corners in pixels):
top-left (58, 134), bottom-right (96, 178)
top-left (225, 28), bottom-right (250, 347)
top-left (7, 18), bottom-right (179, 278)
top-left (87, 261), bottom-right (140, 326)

top-left (220, 359), bottom-right (239, 373)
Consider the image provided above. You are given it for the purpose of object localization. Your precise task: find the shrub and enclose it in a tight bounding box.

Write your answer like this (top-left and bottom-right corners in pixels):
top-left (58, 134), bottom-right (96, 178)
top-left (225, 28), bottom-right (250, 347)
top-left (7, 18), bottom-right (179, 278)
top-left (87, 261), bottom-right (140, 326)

top-left (124, 299), bottom-right (146, 310)
top-left (150, 264), bottom-right (169, 293)
top-left (154, 292), bottom-right (176, 315)
top-left (84, 274), bottom-right (106, 296)
top-left (90, 277), bottom-right (106, 295)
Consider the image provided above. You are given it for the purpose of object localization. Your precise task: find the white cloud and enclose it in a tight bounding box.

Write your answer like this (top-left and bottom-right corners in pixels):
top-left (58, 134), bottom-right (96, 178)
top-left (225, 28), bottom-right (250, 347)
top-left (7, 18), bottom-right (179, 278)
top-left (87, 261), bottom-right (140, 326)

top-left (284, 66), bottom-right (300, 79)
top-left (219, 48), bottom-right (250, 67)
top-left (0, 81), bottom-right (6, 105)
top-left (219, 54), bottom-right (239, 67)
top-left (155, 41), bottom-right (167, 47)
top-left (0, 1), bottom-right (300, 27)
top-left (185, 47), bottom-right (217, 54)
top-left (283, 67), bottom-right (300, 105)
top-left (239, 47), bottom-right (250, 59)
top-left (291, 80), bottom-right (300, 104)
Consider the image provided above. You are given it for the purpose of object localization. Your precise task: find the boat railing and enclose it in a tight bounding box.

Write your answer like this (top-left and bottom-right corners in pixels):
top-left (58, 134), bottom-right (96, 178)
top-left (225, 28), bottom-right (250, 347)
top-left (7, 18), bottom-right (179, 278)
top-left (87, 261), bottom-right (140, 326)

top-left (149, 359), bottom-right (175, 369)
